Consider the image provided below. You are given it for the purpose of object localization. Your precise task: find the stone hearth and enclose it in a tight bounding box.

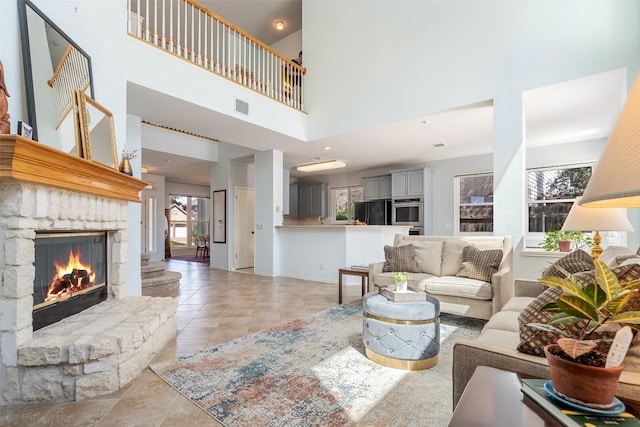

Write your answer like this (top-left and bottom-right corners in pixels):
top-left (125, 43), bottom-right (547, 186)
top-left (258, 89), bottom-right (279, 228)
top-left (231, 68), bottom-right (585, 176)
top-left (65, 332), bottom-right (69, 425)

top-left (0, 135), bottom-right (177, 404)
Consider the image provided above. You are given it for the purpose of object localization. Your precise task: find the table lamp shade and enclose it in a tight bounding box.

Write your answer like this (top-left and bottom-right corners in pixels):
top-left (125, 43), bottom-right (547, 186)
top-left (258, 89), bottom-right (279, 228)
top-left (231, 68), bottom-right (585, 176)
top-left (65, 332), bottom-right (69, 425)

top-left (562, 197), bottom-right (633, 232)
top-left (580, 72), bottom-right (640, 207)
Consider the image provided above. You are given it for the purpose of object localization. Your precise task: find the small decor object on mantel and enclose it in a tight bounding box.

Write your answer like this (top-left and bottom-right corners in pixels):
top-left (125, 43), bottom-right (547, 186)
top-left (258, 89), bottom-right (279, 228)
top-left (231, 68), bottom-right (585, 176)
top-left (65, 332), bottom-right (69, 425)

top-left (530, 259), bottom-right (640, 409)
top-left (0, 59), bottom-right (10, 135)
top-left (119, 145), bottom-right (138, 176)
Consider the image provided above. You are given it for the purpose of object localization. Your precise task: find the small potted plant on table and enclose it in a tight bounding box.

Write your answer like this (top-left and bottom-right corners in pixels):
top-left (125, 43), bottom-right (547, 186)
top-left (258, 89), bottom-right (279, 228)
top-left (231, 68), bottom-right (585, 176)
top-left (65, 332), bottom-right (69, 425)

top-left (392, 271), bottom-right (412, 292)
top-left (531, 259), bottom-right (640, 409)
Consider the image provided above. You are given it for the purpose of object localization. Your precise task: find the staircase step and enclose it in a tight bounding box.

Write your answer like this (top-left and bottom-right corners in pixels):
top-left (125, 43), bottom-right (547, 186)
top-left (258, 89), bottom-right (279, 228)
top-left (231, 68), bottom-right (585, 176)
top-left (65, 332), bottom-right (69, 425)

top-left (141, 261), bottom-right (168, 279)
top-left (141, 271), bottom-right (182, 298)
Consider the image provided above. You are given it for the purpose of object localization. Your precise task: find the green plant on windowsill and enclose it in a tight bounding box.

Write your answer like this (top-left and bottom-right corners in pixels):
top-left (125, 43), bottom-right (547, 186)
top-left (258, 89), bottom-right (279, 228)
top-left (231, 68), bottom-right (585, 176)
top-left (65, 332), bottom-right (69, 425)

top-left (539, 230), bottom-right (593, 252)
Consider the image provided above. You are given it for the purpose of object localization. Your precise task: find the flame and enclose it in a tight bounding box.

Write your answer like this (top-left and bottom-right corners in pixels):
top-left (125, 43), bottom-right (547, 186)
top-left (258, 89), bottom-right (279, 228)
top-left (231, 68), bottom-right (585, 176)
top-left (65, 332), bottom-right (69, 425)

top-left (46, 248), bottom-right (95, 300)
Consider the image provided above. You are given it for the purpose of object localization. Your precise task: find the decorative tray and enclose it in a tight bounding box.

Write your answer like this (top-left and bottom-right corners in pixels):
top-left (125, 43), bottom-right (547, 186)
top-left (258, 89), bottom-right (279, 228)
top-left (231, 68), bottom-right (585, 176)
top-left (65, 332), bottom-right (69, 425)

top-left (379, 287), bottom-right (427, 302)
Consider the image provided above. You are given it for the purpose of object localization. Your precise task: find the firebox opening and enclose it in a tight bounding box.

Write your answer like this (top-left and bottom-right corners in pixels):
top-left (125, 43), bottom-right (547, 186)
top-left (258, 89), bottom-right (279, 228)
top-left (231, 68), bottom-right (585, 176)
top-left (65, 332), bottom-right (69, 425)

top-left (33, 231), bottom-right (108, 330)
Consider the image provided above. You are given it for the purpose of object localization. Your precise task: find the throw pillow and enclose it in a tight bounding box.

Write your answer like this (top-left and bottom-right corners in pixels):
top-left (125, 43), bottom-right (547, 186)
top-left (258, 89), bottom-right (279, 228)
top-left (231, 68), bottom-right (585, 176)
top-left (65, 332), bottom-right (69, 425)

top-left (440, 240), bottom-right (471, 276)
top-left (382, 244), bottom-right (420, 273)
top-left (599, 246), bottom-right (635, 269)
top-left (455, 246), bottom-right (503, 283)
top-left (541, 249), bottom-right (594, 278)
top-left (399, 240), bottom-right (443, 276)
top-left (516, 287), bottom-right (614, 356)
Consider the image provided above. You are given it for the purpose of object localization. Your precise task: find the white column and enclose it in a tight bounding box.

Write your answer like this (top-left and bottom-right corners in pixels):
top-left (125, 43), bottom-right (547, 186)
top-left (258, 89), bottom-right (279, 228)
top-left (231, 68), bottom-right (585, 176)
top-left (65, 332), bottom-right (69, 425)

top-left (254, 150), bottom-right (283, 277)
top-left (493, 89), bottom-right (526, 277)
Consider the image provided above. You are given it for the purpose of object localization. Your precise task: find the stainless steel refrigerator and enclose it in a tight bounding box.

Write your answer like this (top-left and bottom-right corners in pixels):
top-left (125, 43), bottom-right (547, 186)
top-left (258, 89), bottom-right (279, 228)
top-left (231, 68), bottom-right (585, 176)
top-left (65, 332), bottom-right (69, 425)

top-left (354, 200), bottom-right (392, 225)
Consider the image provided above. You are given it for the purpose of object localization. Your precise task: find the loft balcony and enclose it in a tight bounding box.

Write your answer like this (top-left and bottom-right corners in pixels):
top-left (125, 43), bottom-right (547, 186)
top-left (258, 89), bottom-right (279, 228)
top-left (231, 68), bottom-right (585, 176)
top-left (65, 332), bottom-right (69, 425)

top-left (127, 0), bottom-right (305, 112)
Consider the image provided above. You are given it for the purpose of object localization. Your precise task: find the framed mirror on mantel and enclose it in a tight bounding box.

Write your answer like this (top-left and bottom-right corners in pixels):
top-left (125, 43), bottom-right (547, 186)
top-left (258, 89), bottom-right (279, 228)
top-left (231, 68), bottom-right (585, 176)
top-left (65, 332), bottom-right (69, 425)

top-left (74, 90), bottom-right (118, 170)
top-left (18, 0), bottom-right (94, 154)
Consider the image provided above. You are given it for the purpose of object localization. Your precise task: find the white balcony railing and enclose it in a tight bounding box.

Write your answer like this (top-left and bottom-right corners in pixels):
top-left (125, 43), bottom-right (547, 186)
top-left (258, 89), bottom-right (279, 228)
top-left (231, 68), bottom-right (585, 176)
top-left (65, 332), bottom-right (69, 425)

top-left (48, 45), bottom-right (91, 124)
top-left (127, 0), bottom-right (305, 111)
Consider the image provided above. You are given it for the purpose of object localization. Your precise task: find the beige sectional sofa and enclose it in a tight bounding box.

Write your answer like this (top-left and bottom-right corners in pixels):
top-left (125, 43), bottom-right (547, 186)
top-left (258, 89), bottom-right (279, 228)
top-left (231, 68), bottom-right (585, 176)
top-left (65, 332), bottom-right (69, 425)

top-left (368, 234), bottom-right (513, 320)
top-left (452, 258), bottom-right (640, 409)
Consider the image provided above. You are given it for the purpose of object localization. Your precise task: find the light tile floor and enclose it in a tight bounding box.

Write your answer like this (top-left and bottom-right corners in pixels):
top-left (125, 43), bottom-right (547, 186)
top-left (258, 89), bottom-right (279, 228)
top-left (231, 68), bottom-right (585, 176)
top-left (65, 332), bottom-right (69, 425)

top-left (1, 260), bottom-right (357, 426)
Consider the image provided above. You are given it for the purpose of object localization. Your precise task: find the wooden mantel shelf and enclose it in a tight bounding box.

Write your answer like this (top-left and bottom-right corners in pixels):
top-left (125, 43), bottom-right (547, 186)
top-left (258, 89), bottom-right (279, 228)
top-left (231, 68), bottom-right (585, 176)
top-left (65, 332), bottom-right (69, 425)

top-left (0, 135), bottom-right (147, 202)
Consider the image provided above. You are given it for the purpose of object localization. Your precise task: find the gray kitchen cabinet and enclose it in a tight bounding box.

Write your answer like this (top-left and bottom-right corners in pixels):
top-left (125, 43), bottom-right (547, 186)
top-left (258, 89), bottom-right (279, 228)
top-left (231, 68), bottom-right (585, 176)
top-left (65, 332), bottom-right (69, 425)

top-left (288, 183), bottom-right (299, 217)
top-left (363, 175), bottom-right (391, 200)
top-left (297, 183), bottom-right (327, 218)
top-left (392, 169), bottom-right (424, 198)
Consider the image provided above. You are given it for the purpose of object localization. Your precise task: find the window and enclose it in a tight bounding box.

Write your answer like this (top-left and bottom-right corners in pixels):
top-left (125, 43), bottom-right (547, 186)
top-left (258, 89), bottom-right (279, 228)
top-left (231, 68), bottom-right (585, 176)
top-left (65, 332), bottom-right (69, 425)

top-left (169, 195), bottom-right (210, 247)
top-left (332, 186), bottom-right (363, 223)
top-left (527, 165), bottom-right (593, 233)
top-left (455, 173), bottom-right (494, 233)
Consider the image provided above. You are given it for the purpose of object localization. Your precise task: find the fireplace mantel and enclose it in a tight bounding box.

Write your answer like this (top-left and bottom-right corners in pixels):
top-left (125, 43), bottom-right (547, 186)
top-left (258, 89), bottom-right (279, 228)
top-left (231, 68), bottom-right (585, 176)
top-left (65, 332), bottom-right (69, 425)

top-left (0, 134), bottom-right (147, 202)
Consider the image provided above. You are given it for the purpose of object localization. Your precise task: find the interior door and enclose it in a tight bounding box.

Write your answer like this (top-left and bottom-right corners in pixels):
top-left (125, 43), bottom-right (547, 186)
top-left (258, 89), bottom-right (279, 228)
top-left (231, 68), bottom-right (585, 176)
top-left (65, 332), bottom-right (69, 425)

top-left (234, 187), bottom-right (254, 269)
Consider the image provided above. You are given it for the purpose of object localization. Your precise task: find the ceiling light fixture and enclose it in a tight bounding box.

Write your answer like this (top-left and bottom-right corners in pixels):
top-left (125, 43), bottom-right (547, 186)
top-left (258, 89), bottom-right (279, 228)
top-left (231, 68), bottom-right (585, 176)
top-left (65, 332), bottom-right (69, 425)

top-left (296, 160), bottom-right (346, 173)
top-left (275, 20), bottom-right (285, 31)
top-left (323, 146), bottom-right (331, 150)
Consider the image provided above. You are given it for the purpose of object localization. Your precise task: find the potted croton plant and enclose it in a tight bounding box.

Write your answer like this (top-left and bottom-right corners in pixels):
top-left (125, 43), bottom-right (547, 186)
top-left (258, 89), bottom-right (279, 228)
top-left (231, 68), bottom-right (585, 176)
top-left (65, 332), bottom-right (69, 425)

top-left (531, 258), bottom-right (640, 409)
top-left (392, 271), bottom-right (412, 292)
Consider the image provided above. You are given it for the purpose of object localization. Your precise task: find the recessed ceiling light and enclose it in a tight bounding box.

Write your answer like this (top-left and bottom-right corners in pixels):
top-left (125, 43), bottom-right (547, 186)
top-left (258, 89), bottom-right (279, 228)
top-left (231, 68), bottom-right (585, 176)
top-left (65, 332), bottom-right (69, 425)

top-left (421, 120), bottom-right (430, 125)
top-left (275, 20), bottom-right (285, 31)
top-left (323, 146), bottom-right (331, 150)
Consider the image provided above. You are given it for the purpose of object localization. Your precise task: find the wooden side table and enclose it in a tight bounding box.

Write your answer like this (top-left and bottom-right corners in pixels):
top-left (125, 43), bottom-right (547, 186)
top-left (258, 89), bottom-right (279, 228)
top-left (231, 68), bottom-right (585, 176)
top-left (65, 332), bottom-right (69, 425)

top-left (448, 366), bottom-right (562, 427)
top-left (338, 267), bottom-right (368, 304)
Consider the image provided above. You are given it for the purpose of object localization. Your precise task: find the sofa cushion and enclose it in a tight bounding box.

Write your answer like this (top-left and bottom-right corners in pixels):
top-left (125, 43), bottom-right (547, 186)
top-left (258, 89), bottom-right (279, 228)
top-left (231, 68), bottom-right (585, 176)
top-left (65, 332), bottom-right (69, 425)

top-left (516, 286), bottom-right (617, 357)
top-left (441, 240), bottom-right (471, 276)
top-left (456, 246), bottom-right (503, 283)
top-left (501, 296), bottom-right (536, 313)
top-left (398, 240), bottom-right (443, 276)
top-left (382, 244), bottom-right (420, 273)
top-left (600, 246), bottom-right (636, 269)
top-left (484, 310), bottom-right (520, 333)
top-left (425, 276), bottom-right (493, 300)
top-left (541, 249), bottom-right (594, 278)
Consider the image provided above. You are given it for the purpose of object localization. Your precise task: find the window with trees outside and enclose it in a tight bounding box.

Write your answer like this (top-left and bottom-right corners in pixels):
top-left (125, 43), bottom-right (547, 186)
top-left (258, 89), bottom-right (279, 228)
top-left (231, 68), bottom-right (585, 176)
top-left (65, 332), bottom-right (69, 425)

top-left (332, 186), bottom-right (363, 223)
top-left (455, 173), bottom-right (494, 234)
top-left (169, 195), bottom-right (210, 247)
top-left (526, 164), bottom-right (593, 247)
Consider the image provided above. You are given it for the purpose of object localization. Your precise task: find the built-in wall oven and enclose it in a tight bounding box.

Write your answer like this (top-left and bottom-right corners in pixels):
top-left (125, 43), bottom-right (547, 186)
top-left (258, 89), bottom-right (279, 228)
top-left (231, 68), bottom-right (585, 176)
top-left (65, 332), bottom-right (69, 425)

top-left (392, 198), bottom-right (423, 227)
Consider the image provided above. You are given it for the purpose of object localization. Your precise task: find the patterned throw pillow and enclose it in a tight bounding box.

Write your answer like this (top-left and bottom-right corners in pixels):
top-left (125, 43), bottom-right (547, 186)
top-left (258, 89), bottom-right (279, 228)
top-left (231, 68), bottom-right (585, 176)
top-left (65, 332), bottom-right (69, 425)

top-left (516, 287), bottom-right (614, 356)
top-left (541, 249), bottom-right (594, 278)
top-left (516, 262), bottom-right (640, 357)
top-left (382, 244), bottom-right (420, 273)
top-left (455, 246), bottom-right (503, 282)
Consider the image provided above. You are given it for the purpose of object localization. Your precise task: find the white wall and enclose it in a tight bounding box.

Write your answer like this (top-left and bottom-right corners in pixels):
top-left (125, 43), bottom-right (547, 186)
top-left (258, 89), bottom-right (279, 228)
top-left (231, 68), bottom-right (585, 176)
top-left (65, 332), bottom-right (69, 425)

top-left (271, 29), bottom-right (302, 61)
top-left (304, 1), bottom-right (640, 141)
top-left (141, 173), bottom-right (166, 261)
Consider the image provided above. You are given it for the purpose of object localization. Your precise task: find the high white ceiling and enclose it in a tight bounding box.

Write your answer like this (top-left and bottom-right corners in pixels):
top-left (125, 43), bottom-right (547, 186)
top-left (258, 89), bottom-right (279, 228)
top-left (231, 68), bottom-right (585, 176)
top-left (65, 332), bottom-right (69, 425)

top-left (135, 1), bottom-right (626, 187)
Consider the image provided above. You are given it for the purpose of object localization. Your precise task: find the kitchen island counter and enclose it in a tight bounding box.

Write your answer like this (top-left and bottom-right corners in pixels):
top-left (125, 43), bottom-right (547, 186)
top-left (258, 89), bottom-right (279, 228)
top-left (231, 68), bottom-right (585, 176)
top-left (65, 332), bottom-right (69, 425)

top-left (277, 225), bottom-right (410, 283)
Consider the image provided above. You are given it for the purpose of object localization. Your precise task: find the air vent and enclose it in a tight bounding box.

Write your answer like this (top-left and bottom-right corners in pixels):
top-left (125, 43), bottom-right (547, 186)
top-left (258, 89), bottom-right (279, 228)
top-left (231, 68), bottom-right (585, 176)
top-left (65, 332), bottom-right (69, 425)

top-left (235, 99), bottom-right (249, 115)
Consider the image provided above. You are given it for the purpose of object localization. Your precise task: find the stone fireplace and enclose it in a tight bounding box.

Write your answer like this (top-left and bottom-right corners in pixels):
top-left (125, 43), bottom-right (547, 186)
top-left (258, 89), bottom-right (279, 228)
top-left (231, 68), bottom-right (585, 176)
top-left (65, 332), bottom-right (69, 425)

top-left (0, 135), bottom-right (177, 404)
top-left (33, 231), bottom-right (109, 331)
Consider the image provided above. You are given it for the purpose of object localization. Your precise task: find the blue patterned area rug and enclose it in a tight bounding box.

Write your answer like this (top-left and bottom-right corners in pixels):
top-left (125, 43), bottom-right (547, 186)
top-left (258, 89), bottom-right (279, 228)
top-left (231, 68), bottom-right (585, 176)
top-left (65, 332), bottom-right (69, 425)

top-left (150, 302), bottom-right (485, 426)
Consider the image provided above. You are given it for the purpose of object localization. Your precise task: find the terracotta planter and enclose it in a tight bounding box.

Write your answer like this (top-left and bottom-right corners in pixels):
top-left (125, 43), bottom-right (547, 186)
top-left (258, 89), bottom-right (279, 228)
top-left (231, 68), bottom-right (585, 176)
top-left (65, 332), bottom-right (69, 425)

top-left (558, 241), bottom-right (571, 252)
top-left (544, 344), bottom-right (623, 408)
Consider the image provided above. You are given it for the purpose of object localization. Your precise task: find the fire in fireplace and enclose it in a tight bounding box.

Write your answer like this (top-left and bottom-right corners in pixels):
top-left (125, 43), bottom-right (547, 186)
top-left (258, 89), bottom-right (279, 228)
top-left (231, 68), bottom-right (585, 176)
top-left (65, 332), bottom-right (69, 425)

top-left (33, 231), bottom-right (108, 330)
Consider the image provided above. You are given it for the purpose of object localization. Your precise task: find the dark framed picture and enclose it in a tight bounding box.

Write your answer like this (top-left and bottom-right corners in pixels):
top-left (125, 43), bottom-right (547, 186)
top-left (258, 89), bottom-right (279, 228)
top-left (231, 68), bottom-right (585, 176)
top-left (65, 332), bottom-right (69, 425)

top-left (18, 121), bottom-right (33, 139)
top-left (213, 190), bottom-right (226, 243)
